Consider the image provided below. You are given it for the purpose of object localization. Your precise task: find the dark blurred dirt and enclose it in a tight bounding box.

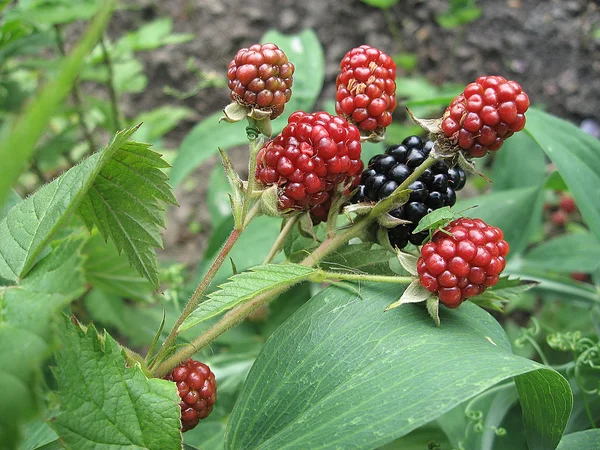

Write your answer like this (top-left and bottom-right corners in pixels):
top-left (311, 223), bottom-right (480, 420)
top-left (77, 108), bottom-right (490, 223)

top-left (110, 0), bottom-right (600, 264)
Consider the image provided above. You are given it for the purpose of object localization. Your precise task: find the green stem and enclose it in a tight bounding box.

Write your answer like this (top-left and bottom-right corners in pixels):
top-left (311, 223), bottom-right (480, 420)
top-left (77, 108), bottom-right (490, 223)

top-left (149, 203), bottom-right (260, 372)
top-left (263, 215), bottom-right (299, 264)
top-left (523, 334), bottom-right (550, 366)
top-left (100, 36), bottom-right (122, 131)
top-left (240, 130), bottom-right (264, 229)
top-left (317, 270), bottom-right (412, 285)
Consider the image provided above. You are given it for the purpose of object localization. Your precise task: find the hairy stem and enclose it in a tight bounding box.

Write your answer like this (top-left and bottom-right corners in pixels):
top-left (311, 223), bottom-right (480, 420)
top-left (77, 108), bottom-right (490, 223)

top-left (317, 270), bottom-right (412, 285)
top-left (150, 203), bottom-right (260, 371)
top-left (100, 36), bottom-right (122, 131)
top-left (263, 214), bottom-right (299, 264)
top-left (54, 24), bottom-right (97, 155)
top-left (240, 131), bottom-right (264, 228)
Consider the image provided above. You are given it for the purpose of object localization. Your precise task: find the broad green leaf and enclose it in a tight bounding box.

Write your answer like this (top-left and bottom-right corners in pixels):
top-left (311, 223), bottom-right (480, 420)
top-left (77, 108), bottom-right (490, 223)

top-left (0, 237), bottom-right (86, 449)
top-left (521, 232), bottom-right (600, 274)
top-left (77, 140), bottom-right (177, 288)
top-left (515, 370), bottom-right (573, 450)
top-left (3, 0), bottom-right (102, 26)
top-left (208, 166), bottom-right (234, 227)
top-left (556, 430), bottom-right (600, 449)
top-left (18, 420), bottom-right (58, 450)
top-left (131, 105), bottom-right (194, 143)
top-left (320, 242), bottom-right (395, 275)
top-left (51, 317), bottom-right (181, 450)
top-left (0, 127), bottom-right (137, 282)
top-left (491, 131), bottom-right (547, 191)
top-left (0, 0), bottom-right (115, 204)
top-left (170, 29), bottom-right (324, 187)
top-left (525, 108), bottom-right (600, 243)
top-left (456, 185), bottom-right (545, 257)
top-left (82, 232), bottom-right (153, 300)
top-left (225, 284), bottom-right (572, 450)
top-left (181, 264), bottom-right (315, 331)
top-left (470, 277), bottom-right (538, 311)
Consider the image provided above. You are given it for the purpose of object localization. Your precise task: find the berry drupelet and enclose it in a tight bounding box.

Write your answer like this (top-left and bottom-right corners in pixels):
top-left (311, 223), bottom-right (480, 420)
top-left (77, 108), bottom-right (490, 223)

top-left (227, 43), bottom-right (294, 119)
top-left (163, 359), bottom-right (217, 432)
top-left (256, 111), bottom-right (363, 211)
top-left (417, 218), bottom-right (509, 308)
top-left (335, 45), bottom-right (397, 136)
top-left (441, 75), bottom-right (529, 157)
top-left (353, 135), bottom-right (466, 249)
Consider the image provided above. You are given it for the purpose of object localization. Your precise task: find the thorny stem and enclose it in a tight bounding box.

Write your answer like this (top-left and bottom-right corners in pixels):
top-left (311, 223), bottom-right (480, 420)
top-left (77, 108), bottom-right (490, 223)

top-left (100, 36), bottom-right (122, 131)
top-left (54, 24), bottom-right (97, 156)
top-left (151, 157), bottom-right (438, 377)
top-left (263, 214), bottom-right (299, 264)
top-left (240, 130), bottom-right (264, 229)
top-left (149, 202), bottom-right (260, 372)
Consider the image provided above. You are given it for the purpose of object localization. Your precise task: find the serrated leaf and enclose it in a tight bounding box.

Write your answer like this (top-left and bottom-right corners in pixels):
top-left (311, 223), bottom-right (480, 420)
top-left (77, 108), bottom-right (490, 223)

top-left (321, 243), bottom-right (395, 276)
top-left (0, 237), bottom-right (86, 449)
top-left (225, 284), bottom-right (572, 449)
top-left (82, 232), bottom-right (153, 300)
top-left (78, 140), bottom-right (177, 288)
top-left (0, 126), bottom-right (137, 282)
top-left (469, 277), bottom-right (539, 312)
top-left (181, 264), bottom-right (315, 331)
top-left (50, 316), bottom-right (181, 450)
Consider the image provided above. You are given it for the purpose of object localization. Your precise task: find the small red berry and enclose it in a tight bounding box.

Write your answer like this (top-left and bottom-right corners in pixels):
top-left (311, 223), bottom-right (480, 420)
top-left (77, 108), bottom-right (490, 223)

top-left (256, 111), bottom-right (363, 211)
top-left (227, 43), bottom-right (294, 119)
top-left (558, 194), bottom-right (577, 213)
top-left (441, 76), bottom-right (529, 157)
top-left (551, 210), bottom-right (568, 227)
top-left (335, 45), bottom-right (397, 136)
top-left (416, 218), bottom-right (509, 308)
top-left (163, 359), bottom-right (217, 432)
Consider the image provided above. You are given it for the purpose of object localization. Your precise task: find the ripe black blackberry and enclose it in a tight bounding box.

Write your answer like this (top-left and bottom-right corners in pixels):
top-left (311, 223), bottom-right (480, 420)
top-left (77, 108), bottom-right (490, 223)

top-left (353, 135), bottom-right (466, 249)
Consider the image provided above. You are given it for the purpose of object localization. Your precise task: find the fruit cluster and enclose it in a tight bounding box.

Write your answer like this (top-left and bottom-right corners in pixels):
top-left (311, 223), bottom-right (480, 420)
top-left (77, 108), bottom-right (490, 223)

top-left (227, 43), bottom-right (294, 119)
top-left (441, 75), bottom-right (529, 157)
top-left (335, 45), bottom-right (397, 135)
top-left (549, 192), bottom-right (578, 227)
top-left (164, 359), bottom-right (217, 432)
top-left (256, 111), bottom-right (363, 211)
top-left (352, 135), bottom-right (466, 248)
top-left (417, 218), bottom-right (509, 308)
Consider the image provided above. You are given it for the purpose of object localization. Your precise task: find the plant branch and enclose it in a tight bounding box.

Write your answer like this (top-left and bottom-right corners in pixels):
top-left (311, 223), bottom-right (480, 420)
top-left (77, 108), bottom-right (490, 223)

top-left (54, 24), bottom-right (97, 155)
top-left (263, 214), bottom-right (299, 264)
top-left (316, 270), bottom-right (412, 285)
top-left (240, 129), bottom-right (264, 228)
top-left (100, 36), bottom-right (122, 131)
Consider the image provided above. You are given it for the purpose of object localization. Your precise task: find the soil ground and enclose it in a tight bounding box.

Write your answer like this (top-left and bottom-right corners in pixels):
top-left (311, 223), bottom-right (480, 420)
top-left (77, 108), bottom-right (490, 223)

top-left (111, 0), bottom-right (600, 264)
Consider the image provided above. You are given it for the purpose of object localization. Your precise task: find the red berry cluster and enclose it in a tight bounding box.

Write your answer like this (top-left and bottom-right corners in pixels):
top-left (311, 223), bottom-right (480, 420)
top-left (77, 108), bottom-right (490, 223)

top-left (417, 218), bottom-right (509, 308)
top-left (227, 43), bottom-right (294, 119)
top-left (164, 359), bottom-right (217, 432)
top-left (335, 45), bottom-right (397, 134)
top-left (441, 75), bottom-right (530, 157)
top-left (256, 111), bottom-right (363, 211)
top-left (549, 192), bottom-right (577, 227)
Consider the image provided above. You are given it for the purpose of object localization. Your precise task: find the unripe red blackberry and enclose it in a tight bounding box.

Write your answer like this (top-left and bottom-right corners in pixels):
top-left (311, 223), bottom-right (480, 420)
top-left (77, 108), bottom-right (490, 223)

top-left (417, 218), bottom-right (509, 308)
top-left (227, 43), bottom-right (294, 119)
top-left (256, 111), bottom-right (363, 211)
top-left (335, 45), bottom-right (397, 137)
top-left (441, 76), bottom-right (529, 157)
top-left (352, 135), bottom-right (466, 248)
top-left (558, 194), bottom-right (577, 214)
top-left (163, 359), bottom-right (217, 432)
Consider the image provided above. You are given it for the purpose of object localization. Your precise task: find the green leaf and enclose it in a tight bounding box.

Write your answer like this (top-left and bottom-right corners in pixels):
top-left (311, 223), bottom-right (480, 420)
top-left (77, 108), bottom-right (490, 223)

top-left (208, 166), bottom-right (234, 227)
top-left (556, 430), bottom-right (600, 449)
top-left (82, 232), bottom-right (154, 300)
top-left (520, 232), bottom-right (600, 274)
top-left (225, 284), bottom-right (572, 450)
top-left (469, 277), bottom-right (539, 312)
top-left (525, 108), bottom-right (600, 243)
top-left (360, 0), bottom-right (398, 9)
top-left (131, 105), bottom-right (194, 143)
top-left (115, 18), bottom-right (194, 53)
top-left (170, 29), bottom-right (324, 187)
top-left (181, 264), bottom-right (315, 331)
top-left (4, 0), bottom-right (103, 26)
top-left (0, 188), bottom-right (20, 220)
top-left (456, 185), bottom-right (544, 257)
top-left (50, 316), bottom-right (181, 450)
top-left (320, 243), bottom-right (395, 275)
top-left (515, 370), bottom-right (572, 450)
top-left (77, 140), bottom-right (177, 288)
top-left (0, 0), bottom-right (116, 205)
top-left (18, 420), bottom-right (58, 450)
top-left (0, 237), bottom-right (86, 449)
top-left (0, 126), bottom-right (174, 289)
top-left (491, 131), bottom-right (547, 191)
